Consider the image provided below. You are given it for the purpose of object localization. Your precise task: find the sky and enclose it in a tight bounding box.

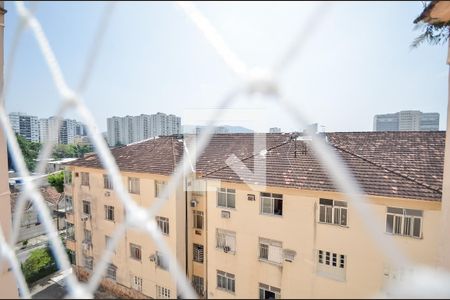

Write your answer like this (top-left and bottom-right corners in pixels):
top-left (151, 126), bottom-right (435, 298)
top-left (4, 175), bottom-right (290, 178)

top-left (4, 1), bottom-right (449, 133)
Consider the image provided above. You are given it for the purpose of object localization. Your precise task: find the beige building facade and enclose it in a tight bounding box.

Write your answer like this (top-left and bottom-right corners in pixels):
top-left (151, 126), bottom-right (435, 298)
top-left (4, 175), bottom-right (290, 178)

top-left (65, 130), bottom-right (446, 299)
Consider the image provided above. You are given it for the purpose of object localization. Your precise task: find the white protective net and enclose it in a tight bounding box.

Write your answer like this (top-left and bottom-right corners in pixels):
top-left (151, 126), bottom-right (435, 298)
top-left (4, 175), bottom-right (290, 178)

top-left (0, 1), bottom-right (449, 299)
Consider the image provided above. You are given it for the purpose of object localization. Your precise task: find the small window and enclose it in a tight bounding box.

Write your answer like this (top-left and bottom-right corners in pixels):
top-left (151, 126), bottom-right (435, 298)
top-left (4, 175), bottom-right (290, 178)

top-left (156, 216), bottom-right (169, 235)
top-left (84, 229), bottom-right (92, 243)
top-left (193, 210), bottom-right (203, 230)
top-left (386, 207), bottom-right (423, 238)
top-left (65, 196), bottom-right (73, 213)
top-left (259, 283), bottom-right (281, 299)
top-left (64, 170), bottom-right (72, 184)
top-left (192, 275), bottom-right (204, 297)
top-left (105, 235), bottom-right (115, 254)
top-left (217, 188), bottom-right (235, 209)
top-left (260, 193), bottom-right (283, 216)
top-left (131, 275), bottom-right (143, 292)
top-left (103, 174), bottom-right (113, 190)
top-left (156, 251), bottom-right (168, 270)
top-left (104, 205), bottom-right (115, 221)
top-left (66, 222), bottom-right (75, 240)
top-left (156, 285), bottom-right (171, 299)
top-left (216, 229), bottom-right (236, 253)
top-left (319, 198), bottom-right (348, 226)
top-left (217, 270), bottom-right (235, 293)
top-left (259, 238), bottom-right (283, 264)
top-left (106, 264), bottom-right (117, 280)
top-left (81, 172), bottom-right (89, 186)
top-left (193, 244), bottom-right (204, 263)
top-left (130, 243), bottom-right (142, 261)
top-left (155, 180), bottom-right (167, 198)
top-left (128, 177), bottom-right (140, 194)
top-left (316, 249), bottom-right (346, 281)
top-left (84, 256), bottom-right (93, 270)
top-left (82, 201), bottom-right (91, 215)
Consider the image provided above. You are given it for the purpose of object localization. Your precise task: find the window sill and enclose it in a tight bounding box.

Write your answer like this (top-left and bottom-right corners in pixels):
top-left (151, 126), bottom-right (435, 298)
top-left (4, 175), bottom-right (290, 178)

top-left (216, 287), bottom-right (235, 295)
top-left (217, 206), bottom-right (236, 211)
top-left (258, 258), bottom-right (283, 267)
top-left (130, 257), bottom-right (142, 263)
top-left (193, 260), bottom-right (204, 264)
top-left (384, 232), bottom-right (423, 240)
top-left (317, 221), bottom-right (349, 228)
top-left (259, 213), bottom-right (283, 218)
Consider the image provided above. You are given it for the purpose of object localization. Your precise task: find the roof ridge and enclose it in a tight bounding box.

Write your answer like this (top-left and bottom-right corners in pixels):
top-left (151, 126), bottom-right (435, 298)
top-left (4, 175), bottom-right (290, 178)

top-left (329, 142), bottom-right (442, 195)
top-left (202, 135), bottom-right (294, 177)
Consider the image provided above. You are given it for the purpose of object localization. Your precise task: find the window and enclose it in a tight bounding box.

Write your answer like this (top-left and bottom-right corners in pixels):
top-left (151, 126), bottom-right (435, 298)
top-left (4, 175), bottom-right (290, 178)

top-left (317, 249), bottom-right (346, 281)
top-left (84, 256), bottom-right (93, 270)
top-left (217, 188), bottom-right (235, 209)
top-left (130, 243), bottom-right (142, 261)
top-left (156, 216), bottom-right (169, 235)
top-left (84, 229), bottom-right (92, 243)
top-left (64, 170), bottom-right (72, 184)
top-left (106, 264), bottom-right (117, 280)
top-left (259, 283), bottom-right (281, 299)
top-left (156, 251), bottom-right (168, 270)
top-left (217, 270), bottom-right (235, 293)
top-left (193, 210), bottom-right (203, 230)
top-left (319, 199), bottom-right (348, 226)
top-left (104, 205), bottom-right (115, 221)
top-left (103, 174), bottom-right (113, 189)
top-left (66, 222), bottom-right (75, 240)
top-left (131, 275), bottom-right (143, 292)
top-left (82, 201), bottom-right (91, 215)
top-left (192, 276), bottom-right (204, 297)
top-left (216, 229), bottom-right (236, 253)
top-left (156, 285), bottom-right (171, 299)
top-left (259, 238), bottom-right (283, 264)
top-left (105, 235), bottom-right (115, 254)
top-left (386, 207), bottom-right (423, 238)
top-left (68, 250), bottom-right (76, 265)
top-left (128, 177), bottom-right (140, 194)
top-left (81, 172), bottom-right (89, 186)
top-left (155, 180), bottom-right (167, 198)
top-left (260, 193), bottom-right (283, 216)
top-left (193, 244), bottom-right (204, 263)
top-left (65, 196), bottom-right (73, 213)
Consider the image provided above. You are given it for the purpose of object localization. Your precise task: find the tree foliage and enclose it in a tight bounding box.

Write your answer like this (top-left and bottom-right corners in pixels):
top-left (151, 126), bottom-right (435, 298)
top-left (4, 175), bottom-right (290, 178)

top-left (48, 171), bottom-right (64, 193)
top-left (21, 247), bottom-right (57, 285)
top-left (16, 134), bottom-right (41, 172)
top-left (412, 2), bottom-right (450, 48)
top-left (52, 144), bottom-right (93, 159)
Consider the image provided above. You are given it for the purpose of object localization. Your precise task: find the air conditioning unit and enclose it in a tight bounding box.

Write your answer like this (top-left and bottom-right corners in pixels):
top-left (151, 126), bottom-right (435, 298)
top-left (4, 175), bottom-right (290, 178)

top-left (191, 199), bottom-right (198, 208)
top-left (247, 194), bottom-right (256, 201)
top-left (81, 214), bottom-right (90, 221)
top-left (223, 246), bottom-right (231, 253)
top-left (221, 210), bottom-right (230, 219)
top-left (149, 254), bottom-right (156, 262)
top-left (105, 191), bottom-right (111, 197)
top-left (283, 249), bottom-right (297, 262)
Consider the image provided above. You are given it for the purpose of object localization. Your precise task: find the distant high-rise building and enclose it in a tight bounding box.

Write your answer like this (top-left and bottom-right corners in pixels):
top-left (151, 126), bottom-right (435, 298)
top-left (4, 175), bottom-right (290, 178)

top-left (269, 127), bottom-right (281, 133)
top-left (107, 112), bottom-right (181, 146)
top-left (9, 112), bottom-right (39, 142)
top-left (373, 110), bottom-right (439, 131)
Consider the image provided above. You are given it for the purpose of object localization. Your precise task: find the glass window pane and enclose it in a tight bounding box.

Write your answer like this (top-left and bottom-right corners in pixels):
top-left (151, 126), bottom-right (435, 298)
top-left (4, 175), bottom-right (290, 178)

top-left (274, 199), bottom-right (283, 215)
top-left (262, 198), bottom-right (272, 214)
top-left (218, 192), bottom-right (226, 207)
top-left (394, 215), bottom-right (402, 234)
top-left (341, 208), bottom-right (347, 226)
top-left (319, 205), bottom-right (325, 222)
top-left (227, 193), bottom-right (235, 208)
top-left (413, 218), bottom-right (421, 238)
top-left (386, 214), bottom-right (394, 233)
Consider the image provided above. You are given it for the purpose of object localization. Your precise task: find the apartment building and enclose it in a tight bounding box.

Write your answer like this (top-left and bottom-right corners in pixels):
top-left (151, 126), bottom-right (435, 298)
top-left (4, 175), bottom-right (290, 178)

top-left (65, 131), bottom-right (445, 298)
top-left (39, 117), bottom-right (86, 144)
top-left (373, 110), bottom-right (440, 131)
top-left (9, 112), bottom-right (40, 142)
top-left (106, 113), bottom-right (181, 147)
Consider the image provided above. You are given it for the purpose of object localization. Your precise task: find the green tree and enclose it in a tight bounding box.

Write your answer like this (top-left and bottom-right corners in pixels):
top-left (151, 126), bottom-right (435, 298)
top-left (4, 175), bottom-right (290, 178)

top-left (21, 247), bottom-right (57, 285)
top-left (412, 2), bottom-right (450, 48)
top-left (48, 171), bottom-right (64, 193)
top-left (16, 134), bottom-right (41, 172)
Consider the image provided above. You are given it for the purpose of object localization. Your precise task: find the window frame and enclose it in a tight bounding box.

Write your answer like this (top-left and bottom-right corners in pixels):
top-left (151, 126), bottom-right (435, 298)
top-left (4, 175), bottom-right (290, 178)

top-left (103, 174), bottom-right (113, 190)
top-left (216, 229), bottom-right (236, 254)
top-left (193, 243), bottom-right (204, 263)
top-left (106, 263), bottom-right (117, 281)
top-left (217, 188), bottom-right (236, 209)
top-left (193, 210), bottom-right (203, 230)
top-left (258, 238), bottom-right (283, 265)
top-left (155, 180), bottom-right (167, 198)
top-left (156, 285), bottom-right (171, 299)
top-left (385, 207), bottom-right (423, 239)
top-left (259, 283), bottom-right (281, 299)
top-left (130, 243), bottom-right (142, 261)
top-left (104, 205), bottom-right (115, 222)
top-left (82, 200), bottom-right (91, 216)
top-left (81, 172), bottom-right (89, 186)
top-left (318, 198), bottom-right (348, 227)
top-left (260, 193), bottom-right (283, 216)
top-left (128, 177), bottom-right (140, 194)
top-left (217, 270), bottom-right (235, 293)
top-left (156, 216), bottom-right (170, 235)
